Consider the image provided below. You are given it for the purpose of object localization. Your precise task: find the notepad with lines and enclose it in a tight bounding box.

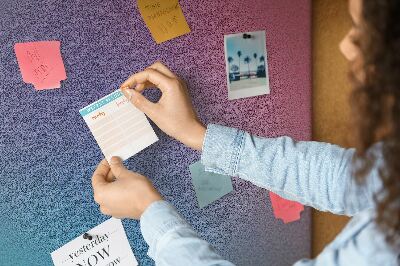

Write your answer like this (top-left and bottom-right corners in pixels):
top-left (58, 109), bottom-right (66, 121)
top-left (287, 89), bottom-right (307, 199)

top-left (79, 90), bottom-right (158, 162)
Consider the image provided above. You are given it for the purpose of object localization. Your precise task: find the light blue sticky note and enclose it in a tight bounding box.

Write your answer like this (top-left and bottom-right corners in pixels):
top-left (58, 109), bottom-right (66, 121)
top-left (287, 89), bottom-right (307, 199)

top-left (189, 161), bottom-right (234, 208)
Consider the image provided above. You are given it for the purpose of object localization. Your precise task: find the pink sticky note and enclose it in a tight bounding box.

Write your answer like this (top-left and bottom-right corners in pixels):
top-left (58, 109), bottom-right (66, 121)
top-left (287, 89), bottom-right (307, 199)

top-left (269, 192), bottom-right (304, 224)
top-left (14, 41), bottom-right (67, 90)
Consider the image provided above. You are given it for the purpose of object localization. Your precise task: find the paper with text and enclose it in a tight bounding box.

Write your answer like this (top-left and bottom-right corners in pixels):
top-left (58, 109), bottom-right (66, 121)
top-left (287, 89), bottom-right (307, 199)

top-left (51, 218), bottom-right (138, 266)
top-left (269, 192), bottom-right (304, 224)
top-left (79, 90), bottom-right (158, 162)
top-left (14, 41), bottom-right (67, 90)
top-left (137, 0), bottom-right (191, 44)
top-left (189, 161), bottom-right (234, 208)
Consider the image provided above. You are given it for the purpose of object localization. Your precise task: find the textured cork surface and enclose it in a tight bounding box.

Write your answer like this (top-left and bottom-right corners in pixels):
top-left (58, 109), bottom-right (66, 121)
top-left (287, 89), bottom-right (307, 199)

top-left (0, 0), bottom-right (311, 265)
top-left (312, 0), bottom-right (352, 257)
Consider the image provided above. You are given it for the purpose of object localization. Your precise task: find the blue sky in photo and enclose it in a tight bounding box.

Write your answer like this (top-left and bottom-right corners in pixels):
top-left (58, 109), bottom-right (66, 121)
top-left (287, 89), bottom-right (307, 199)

top-left (226, 31), bottom-right (267, 72)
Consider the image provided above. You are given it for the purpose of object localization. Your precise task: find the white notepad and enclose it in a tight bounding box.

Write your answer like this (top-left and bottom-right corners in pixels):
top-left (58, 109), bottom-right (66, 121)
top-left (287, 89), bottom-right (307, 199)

top-left (51, 218), bottom-right (138, 266)
top-left (80, 89), bottom-right (158, 162)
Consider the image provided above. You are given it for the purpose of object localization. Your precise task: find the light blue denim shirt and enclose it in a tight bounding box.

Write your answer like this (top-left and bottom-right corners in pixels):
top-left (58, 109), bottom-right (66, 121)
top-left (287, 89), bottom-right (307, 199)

top-left (140, 124), bottom-right (399, 265)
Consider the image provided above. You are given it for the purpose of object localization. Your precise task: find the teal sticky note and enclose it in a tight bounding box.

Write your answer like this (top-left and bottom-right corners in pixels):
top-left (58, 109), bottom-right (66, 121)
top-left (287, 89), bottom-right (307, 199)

top-left (189, 161), bottom-right (234, 208)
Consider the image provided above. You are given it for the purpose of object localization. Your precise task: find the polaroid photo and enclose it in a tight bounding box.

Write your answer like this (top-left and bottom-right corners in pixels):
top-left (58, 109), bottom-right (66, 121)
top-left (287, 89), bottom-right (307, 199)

top-left (224, 30), bottom-right (270, 100)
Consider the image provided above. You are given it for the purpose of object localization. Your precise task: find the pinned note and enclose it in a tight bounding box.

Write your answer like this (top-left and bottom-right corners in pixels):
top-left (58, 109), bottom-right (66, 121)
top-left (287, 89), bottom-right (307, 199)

top-left (269, 192), bottom-right (304, 224)
top-left (51, 218), bottom-right (138, 266)
top-left (14, 41), bottom-right (67, 90)
top-left (137, 0), bottom-right (191, 44)
top-left (79, 89), bottom-right (158, 162)
top-left (189, 161), bottom-right (234, 208)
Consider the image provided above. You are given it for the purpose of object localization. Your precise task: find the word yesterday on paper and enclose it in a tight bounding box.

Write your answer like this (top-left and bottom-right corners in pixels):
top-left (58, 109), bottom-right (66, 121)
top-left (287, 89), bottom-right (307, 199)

top-left (51, 218), bottom-right (138, 266)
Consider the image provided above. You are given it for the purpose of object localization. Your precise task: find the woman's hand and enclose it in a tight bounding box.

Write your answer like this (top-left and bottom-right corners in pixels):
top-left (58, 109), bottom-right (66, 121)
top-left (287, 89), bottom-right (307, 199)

top-left (120, 62), bottom-right (206, 151)
top-left (91, 157), bottom-right (163, 219)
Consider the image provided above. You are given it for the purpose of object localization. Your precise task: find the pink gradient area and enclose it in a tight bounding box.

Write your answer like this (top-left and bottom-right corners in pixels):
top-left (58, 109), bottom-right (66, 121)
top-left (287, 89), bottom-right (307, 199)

top-left (167, 0), bottom-right (312, 140)
top-left (171, 0), bottom-right (311, 221)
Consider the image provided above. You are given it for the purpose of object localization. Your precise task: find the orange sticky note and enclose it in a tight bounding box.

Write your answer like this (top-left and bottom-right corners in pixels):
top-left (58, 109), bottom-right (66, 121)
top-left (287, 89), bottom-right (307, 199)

top-left (269, 192), bottom-right (304, 224)
top-left (14, 41), bottom-right (67, 90)
top-left (137, 0), bottom-right (191, 44)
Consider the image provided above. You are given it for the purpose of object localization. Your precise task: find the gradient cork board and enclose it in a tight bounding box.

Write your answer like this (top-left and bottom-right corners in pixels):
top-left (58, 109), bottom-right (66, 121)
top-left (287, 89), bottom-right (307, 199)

top-left (0, 0), bottom-right (311, 265)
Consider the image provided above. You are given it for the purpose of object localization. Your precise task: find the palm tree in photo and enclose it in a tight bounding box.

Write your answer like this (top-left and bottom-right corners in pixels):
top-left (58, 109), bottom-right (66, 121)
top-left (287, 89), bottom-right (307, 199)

top-left (237, 50), bottom-right (242, 76)
top-left (228, 56), bottom-right (234, 72)
top-left (244, 56), bottom-right (251, 78)
top-left (259, 55), bottom-right (265, 65)
top-left (227, 56), bottom-right (234, 83)
top-left (258, 55), bottom-right (266, 77)
top-left (253, 53), bottom-right (257, 74)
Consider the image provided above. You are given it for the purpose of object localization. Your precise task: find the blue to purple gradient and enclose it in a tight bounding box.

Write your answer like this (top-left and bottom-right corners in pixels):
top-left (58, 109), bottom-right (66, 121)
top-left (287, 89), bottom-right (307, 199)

top-left (0, 0), bottom-right (311, 265)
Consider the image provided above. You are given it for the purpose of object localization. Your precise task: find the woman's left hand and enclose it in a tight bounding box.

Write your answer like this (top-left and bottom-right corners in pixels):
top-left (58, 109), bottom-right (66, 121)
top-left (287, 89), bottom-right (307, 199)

top-left (91, 157), bottom-right (163, 219)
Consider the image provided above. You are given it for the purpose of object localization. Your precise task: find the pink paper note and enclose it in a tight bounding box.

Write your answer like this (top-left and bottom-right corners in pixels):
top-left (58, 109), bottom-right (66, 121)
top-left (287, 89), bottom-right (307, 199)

top-left (14, 41), bottom-right (67, 90)
top-left (269, 192), bottom-right (304, 224)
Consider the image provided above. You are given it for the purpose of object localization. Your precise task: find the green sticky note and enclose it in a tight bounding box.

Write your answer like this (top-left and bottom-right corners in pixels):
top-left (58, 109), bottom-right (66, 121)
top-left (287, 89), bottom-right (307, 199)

top-left (189, 161), bottom-right (234, 208)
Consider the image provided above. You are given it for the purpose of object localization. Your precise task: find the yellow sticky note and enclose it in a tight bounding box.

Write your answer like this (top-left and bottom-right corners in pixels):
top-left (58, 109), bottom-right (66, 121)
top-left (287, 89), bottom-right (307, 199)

top-left (137, 0), bottom-right (191, 44)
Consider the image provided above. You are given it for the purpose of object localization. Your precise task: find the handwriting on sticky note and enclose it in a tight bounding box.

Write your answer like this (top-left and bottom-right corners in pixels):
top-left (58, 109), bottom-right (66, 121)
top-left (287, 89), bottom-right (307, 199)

top-left (137, 0), bottom-right (191, 44)
top-left (51, 218), bottom-right (138, 266)
top-left (79, 89), bottom-right (158, 162)
top-left (269, 192), bottom-right (304, 224)
top-left (189, 161), bottom-right (233, 208)
top-left (14, 41), bottom-right (67, 90)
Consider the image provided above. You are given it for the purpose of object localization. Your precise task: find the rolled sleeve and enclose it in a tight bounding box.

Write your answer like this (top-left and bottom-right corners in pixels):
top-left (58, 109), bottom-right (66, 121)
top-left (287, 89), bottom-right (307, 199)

top-left (201, 124), bottom-right (245, 176)
top-left (200, 123), bottom-right (381, 215)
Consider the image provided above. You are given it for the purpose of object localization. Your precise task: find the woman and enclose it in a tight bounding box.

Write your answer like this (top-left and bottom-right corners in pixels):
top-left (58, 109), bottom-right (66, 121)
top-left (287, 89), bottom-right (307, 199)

top-left (91, 0), bottom-right (400, 265)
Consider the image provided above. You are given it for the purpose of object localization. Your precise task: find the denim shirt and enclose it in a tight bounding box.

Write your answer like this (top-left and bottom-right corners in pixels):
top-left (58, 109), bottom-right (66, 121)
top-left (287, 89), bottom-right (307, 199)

top-left (140, 124), bottom-right (399, 265)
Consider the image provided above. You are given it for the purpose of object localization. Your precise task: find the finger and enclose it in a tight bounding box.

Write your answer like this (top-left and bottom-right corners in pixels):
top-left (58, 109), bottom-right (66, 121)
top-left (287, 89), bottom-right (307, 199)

top-left (109, 156), bottom-right (130, 179)
top-left (120, 69), bottom-right (172, 93)
top-left (121, 82), bottom-right (152, 94)
top-left (122, 89), bottom-right (158, 116)
top-left (120, 62), bottom-right (175, 91)
top-left (129, 81), bottom-right (161, 93)
top-left (134, 82), bottom-right (156, 93)
top-left (92, 159), bottom-right (110, 189)
top-left (135, 83), bottom-right (146, 92)
top-left (99, 206), bottom-right (111, 216)
top-left (120, 79), bottom-right (153, 91)
top-left (147, 61), bottom-right (176, 78)
top-left (106, 170), bottom-right (116, 182)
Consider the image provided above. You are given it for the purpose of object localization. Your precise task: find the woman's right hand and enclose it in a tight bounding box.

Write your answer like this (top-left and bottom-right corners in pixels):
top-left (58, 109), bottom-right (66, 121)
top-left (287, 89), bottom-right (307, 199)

top-left (120, 62), bottom-right (206, 151)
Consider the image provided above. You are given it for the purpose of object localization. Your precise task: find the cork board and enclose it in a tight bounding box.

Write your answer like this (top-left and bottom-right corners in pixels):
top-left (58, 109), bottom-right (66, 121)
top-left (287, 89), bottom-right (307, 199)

top-left (0, 0), bottom-right (311, 265)
top-left (312, 0), bottom-right (352, 256)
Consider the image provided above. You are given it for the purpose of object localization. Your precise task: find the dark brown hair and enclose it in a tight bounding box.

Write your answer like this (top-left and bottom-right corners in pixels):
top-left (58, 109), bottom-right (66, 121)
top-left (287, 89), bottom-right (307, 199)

top-left (351, 0), bottom-right (400, 247)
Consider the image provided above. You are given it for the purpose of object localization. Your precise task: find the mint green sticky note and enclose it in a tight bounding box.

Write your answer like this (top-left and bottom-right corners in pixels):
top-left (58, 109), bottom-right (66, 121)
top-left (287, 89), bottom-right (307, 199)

top-left (189, 161), bottom-right (234, 208)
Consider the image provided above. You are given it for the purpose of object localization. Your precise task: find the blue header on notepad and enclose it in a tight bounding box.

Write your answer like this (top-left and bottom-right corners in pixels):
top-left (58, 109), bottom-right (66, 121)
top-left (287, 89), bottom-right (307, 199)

top-left (79, 90), bottom-right (123, 116)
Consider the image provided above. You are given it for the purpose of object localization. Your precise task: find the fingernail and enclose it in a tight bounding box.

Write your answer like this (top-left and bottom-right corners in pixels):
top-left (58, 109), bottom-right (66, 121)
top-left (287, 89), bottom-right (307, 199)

top-left (126, 90), bottom-right (134, 101)
top-left (110, 156), bottom-right (122, 164)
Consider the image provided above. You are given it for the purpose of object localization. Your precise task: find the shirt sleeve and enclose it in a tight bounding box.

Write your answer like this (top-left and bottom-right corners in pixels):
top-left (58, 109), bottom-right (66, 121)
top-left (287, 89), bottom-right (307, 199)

top-left (140, 200), bottom-right (235, 266)
top-left (201, 124), bottom-right (383, 216)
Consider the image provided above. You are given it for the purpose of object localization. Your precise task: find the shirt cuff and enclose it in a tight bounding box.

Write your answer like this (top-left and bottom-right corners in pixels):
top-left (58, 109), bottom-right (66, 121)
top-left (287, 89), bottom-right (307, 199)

top-left (140, 200), bottom-right (190, 258)
top-left (201, 124), bottom-right (245, 176)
